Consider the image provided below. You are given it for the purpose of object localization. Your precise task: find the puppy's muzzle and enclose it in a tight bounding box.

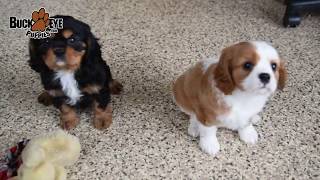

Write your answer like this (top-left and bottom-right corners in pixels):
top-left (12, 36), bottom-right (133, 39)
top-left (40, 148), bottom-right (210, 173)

top-left (53, 47), bottom-right (65, 57)
top-left (53, 47), bottom-right (66, 66)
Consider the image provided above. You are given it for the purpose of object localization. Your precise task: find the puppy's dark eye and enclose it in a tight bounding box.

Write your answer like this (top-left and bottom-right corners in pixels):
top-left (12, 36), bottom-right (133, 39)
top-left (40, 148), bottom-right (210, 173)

top-left (271, 63), bottom-right (277, 71)
top-left (67, 37), bottom-right (75, 44)
top-left (243, 62), bottom-right (253, 70)
top-left (40, 39), bottom-right (50, 48)
top-left (41, 39), bottom-right (50, 44)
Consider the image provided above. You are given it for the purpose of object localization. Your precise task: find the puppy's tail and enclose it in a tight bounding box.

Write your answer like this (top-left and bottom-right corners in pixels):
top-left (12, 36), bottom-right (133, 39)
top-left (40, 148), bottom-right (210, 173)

top-left (109, 80), bottom-right (123, 95)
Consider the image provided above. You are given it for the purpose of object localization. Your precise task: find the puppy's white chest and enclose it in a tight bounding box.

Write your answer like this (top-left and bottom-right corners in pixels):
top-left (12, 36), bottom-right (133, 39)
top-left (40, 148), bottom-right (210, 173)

top-left (218, 90), bottom-right (268, 130)
top-left (55, 71), bottom-right (82, 105)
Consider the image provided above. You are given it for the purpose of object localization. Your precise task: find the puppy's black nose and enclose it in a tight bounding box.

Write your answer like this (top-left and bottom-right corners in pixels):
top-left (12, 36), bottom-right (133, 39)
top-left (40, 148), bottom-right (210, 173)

top-left (259, 73), bottom-right (270, 84)
top-left (53, 48), bottom-right (65, 57)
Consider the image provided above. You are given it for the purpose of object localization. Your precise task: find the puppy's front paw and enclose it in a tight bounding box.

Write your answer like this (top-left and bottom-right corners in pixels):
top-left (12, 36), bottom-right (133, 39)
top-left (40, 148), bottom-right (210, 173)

top-left (93, 115), bottom-right (112, 130)
top-left (239, 125), bottom-right (258, 144)
top-left (251, 115), bottom-right (261, 124)
top-left (199, 136), bottom-right (220, 156)
top-left (93, 105), bottom-right (112, 130)
top-left (60, 112), bottom-right (79, 130)
top-left (61, 117), bottom-right (79, 130)
top-left (60, 104), bottom-right (79, 130)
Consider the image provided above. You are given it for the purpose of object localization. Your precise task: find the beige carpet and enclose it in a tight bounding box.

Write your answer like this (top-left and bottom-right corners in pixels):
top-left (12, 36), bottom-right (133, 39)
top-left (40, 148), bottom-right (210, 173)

top-left (0, 0), bottom-right (319, 179)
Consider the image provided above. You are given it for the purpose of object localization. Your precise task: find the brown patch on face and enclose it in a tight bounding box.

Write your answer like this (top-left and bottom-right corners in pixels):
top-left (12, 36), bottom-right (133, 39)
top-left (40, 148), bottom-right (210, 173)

top-left (43, 46), bottom-right (85, 71)
top-left (60, 104), bottom-right (79, 130)
top-left (109, 80), bottom-right (123, 95)
top-left (82, 85), bottom-right (102, 94)
top-left (93, 103), bottom-right (112, 130)
top-left (277, 60), bottom-right (287, 90)
top-left (173, 63), bottom-right (229, 126)
top-left (62, 29), bottom-right (73, 39)
top-left (65, 46), bottom-right (85, 71)
top-left (214, 42), bottom-right (259, 94)
top-left (43, 48), bottom-right (57, 70)
top-left (231, 48), bottom-right (260, 90)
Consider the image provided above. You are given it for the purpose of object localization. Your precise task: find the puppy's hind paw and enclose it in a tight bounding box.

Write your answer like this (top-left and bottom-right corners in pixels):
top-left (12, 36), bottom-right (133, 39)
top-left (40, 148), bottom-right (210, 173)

top-left (38, 91), bottom-right (53, 106)
top-left (188, 124), bottom-right (199, 138)
top-left (109, 80), bottom-right (123, 95)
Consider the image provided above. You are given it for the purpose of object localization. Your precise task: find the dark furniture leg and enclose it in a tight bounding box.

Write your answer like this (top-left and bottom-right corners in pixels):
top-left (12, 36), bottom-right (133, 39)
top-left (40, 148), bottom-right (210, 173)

top-left (283, 0), bottom-right (320, 27)
top-left (283, 3), bottom-right (301, 27)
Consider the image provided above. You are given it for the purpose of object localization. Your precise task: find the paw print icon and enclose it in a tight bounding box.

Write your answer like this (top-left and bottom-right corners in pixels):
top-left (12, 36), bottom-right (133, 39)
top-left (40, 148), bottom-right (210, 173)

top-left (31, 8), bottom-right (50, 32)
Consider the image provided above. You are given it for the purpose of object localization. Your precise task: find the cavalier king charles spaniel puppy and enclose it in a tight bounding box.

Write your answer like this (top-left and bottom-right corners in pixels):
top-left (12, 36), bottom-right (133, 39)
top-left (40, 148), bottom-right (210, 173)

top-left (29, 15), bottom-right (123, 130)
top-left (173, 41), bottom-right (287, 155)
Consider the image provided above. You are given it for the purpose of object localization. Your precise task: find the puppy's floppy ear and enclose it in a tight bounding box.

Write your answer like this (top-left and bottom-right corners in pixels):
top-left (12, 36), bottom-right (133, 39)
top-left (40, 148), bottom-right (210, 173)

top-left (214, 44), bottom-right (237, 95)
top-left (84, 32), bottom-right (102, 64)
top-left (278, 60), bottom-right (287, 90)
top-left (28, 40), bottom-right (46, 73)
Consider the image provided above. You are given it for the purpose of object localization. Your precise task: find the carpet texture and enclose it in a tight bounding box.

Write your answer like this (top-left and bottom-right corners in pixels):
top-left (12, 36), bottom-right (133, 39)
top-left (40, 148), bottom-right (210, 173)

top-left (0, 0), bottom-right (319, 179)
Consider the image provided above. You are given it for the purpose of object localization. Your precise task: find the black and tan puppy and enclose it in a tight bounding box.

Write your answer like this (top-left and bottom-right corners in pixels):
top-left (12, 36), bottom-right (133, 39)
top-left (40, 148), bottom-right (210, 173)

top-left (29, 15), bottom-right (122, 130)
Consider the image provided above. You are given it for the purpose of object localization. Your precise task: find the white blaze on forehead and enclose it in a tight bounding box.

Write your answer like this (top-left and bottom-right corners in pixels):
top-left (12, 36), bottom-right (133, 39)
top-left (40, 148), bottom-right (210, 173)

top-left (250, 41), bottom-right (280, 63)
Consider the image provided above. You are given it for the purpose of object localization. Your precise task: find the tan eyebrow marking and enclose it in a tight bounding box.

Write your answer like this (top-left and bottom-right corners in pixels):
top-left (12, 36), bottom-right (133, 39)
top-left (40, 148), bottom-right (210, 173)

top-left (62, 29), bottom-right (73, 39)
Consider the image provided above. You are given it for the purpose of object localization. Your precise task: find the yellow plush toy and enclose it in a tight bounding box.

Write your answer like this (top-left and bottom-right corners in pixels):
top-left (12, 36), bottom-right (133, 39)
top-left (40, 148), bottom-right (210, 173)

top-left (13, 130), bottom-right (81, 180)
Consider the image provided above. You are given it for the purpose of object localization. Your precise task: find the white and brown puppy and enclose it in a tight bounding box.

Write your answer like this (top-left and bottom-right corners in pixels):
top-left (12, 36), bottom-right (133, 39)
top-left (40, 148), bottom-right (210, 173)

top-left (172, 41), bottom-right (287, 155)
